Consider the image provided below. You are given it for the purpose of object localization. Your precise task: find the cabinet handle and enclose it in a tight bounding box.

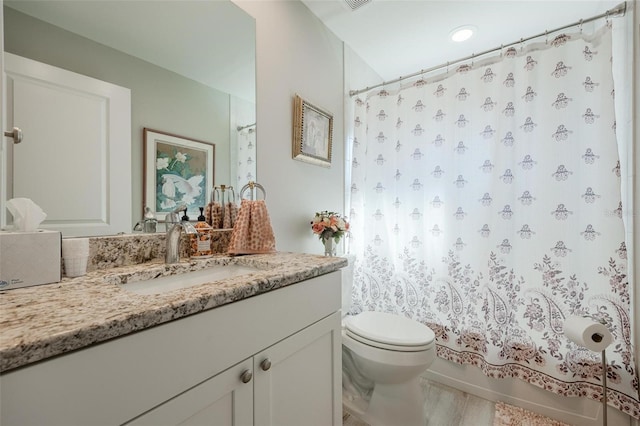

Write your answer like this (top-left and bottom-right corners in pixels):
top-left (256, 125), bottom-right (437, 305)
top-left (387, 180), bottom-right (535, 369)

top-left (240, 369), bottom-right (253, 383)
top-left (260, 359), bottom-right (272, 371)
top-left (4, 127), bottom-right (23, 144)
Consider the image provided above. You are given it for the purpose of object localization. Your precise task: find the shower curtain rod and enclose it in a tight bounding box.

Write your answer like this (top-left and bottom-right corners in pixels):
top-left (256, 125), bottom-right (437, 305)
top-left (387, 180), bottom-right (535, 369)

top-left (236, 122), bottom-right (256, 131)
top-left (349, 1), bottom-right (627, 97)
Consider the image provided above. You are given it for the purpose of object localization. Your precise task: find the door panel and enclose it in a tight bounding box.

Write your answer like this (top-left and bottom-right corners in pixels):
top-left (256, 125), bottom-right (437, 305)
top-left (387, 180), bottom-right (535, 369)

top-left (3, 52), bottom-right (131, 236)
top-left (254, 312), bottom-right (342, 426)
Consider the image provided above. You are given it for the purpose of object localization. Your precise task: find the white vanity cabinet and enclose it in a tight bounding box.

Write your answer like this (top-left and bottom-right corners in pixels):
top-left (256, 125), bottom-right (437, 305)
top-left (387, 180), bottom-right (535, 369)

top-left (0, 271), bottom-right (342, 426)
top-left (127, 312), bottom-right (340, 426)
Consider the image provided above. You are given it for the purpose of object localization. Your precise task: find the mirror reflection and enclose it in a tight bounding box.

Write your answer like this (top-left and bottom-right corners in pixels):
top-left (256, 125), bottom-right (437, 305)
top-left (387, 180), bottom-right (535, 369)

top-left (2, 0), bottom-right (256, 236)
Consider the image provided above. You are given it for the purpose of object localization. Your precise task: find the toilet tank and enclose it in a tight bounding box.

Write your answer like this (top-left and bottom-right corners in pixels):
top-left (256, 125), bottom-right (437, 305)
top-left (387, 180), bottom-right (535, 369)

top-left (341, 254), bottom-right (356, 316)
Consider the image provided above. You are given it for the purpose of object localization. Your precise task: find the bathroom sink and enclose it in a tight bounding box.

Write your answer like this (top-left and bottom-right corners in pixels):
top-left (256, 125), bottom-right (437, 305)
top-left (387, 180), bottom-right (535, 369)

top-left (121, 264), bottom-right (260, 295)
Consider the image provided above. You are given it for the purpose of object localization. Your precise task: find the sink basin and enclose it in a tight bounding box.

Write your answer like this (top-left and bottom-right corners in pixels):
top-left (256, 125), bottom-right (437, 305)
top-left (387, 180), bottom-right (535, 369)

top-left (121, 264), bottom-right (260, 295)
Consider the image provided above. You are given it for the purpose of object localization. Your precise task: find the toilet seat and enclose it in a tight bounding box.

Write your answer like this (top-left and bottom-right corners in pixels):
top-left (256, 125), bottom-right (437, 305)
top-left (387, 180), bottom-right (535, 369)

top-left (345, 311), bottom-right (435, 352)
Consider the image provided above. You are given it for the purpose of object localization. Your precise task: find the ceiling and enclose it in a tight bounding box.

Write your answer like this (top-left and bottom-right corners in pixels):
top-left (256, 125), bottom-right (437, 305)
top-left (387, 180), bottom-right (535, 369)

top-left (7, 0), bottom-right (622, 98)
top-left (301, 0), bottom-right (622, 83)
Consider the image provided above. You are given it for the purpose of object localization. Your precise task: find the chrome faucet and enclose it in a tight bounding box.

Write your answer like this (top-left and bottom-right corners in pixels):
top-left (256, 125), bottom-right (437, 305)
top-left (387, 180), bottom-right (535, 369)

top-left (165, 206), bottom-right (197, 264)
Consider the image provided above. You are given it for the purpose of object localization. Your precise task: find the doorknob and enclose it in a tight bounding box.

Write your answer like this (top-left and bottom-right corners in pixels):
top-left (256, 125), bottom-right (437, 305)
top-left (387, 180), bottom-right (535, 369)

top-left (4, 127), bottom-right (23, 144)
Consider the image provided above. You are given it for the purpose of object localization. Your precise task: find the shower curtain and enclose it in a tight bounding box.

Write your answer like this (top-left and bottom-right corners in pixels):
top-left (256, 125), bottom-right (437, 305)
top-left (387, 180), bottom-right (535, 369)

top-left (236, 126), bottom-right (256, 187)
top-left (348, 25), bottom-right (638, 418)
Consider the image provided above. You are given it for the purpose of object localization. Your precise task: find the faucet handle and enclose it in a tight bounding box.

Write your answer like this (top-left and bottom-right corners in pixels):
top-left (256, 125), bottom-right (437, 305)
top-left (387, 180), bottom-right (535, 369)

top-left (166, 211), bottom-right (180, 225)
top-left (166, 205), bottom-right (188, 225)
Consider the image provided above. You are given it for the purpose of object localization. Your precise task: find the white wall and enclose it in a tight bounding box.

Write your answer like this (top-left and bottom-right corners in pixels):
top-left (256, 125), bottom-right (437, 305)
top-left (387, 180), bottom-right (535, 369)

top-left (344, 45), bottom-right (384, 97)
top-left (235, 0), bottom-right (345, 255)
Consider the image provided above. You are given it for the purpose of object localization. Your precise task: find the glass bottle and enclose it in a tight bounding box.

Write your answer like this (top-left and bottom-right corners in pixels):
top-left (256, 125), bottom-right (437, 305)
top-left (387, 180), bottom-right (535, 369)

top-left (191, 207), bottom-right (213, 258)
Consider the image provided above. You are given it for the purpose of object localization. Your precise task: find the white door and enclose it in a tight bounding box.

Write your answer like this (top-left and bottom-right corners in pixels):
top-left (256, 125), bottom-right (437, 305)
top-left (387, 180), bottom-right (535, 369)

top-left (254, 312), bottom-right (342, 426)
top-left (2, 52), bottom-right (131, 236)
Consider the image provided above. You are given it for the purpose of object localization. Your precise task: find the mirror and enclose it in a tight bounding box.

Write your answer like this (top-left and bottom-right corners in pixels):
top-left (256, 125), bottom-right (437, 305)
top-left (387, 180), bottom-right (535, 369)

top-left (2, 0), bottom-right (256, 236)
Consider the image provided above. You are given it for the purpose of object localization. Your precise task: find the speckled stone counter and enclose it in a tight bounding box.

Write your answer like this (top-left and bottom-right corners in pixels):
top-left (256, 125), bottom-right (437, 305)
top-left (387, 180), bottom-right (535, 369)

top-left (87, 231), bottom-right (232, 272)
top-left (0, 252), bottom-right (347, 373)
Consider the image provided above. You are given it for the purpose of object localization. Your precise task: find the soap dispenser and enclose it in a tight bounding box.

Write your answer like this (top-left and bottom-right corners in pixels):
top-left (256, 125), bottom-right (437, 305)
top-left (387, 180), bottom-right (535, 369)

top-left (190, 207), bottom-right (213, 258)
top-left (142, 206), bottom-right (157, 233)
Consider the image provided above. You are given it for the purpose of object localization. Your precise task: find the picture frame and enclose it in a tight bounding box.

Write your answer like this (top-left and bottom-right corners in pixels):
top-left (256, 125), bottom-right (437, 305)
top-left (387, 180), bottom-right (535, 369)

top-left (143, 128), bottom-right (215, 222)
top-left (292, 94), bottom-right (333, 167)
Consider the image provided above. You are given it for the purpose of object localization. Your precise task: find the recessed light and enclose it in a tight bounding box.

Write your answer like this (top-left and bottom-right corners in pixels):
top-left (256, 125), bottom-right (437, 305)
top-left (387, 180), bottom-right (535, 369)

top-left (450, 25), bottom-right (476, 42)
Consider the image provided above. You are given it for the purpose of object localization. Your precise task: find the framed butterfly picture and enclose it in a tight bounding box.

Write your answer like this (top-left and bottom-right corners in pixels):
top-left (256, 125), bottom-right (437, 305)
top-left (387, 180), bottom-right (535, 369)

top-left (143, 128), bottom-right (215, 222)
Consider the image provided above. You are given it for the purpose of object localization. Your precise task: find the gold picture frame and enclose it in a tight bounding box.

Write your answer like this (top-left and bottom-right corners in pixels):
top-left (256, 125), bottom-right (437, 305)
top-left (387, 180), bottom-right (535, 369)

top-left (292, 94), bottom-right (333, 167)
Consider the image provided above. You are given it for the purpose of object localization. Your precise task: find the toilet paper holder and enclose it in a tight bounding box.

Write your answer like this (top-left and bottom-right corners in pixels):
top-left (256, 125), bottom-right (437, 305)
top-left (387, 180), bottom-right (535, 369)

top-left (590, 316), bottom-right (606, 344)
top-left (564, 315), bottom-right (612, 426)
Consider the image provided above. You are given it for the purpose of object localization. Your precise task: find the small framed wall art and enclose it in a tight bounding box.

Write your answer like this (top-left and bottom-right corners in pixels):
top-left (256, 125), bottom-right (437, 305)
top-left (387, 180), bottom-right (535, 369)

top-left (292, 94), bottom-right (333, 167)
top-left (143, 128), bottom-right (214, 221)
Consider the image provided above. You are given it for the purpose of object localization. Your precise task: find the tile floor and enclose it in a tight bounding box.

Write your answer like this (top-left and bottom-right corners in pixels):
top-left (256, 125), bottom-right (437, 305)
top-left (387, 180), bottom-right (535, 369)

top-left (343, 377), bottom-right (496, 426)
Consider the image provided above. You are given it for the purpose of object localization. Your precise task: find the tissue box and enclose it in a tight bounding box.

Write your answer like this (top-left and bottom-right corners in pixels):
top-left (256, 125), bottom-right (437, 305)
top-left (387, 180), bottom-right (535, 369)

top-left (0, 230), bottom-right (62, 290)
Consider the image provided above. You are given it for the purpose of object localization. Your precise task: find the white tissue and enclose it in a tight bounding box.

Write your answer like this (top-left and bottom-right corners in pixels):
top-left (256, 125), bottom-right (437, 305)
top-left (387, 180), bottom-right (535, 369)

top-left (6, 198), bottom-right (47, 232)
top-left (564, 315), bottom-right (613, 352)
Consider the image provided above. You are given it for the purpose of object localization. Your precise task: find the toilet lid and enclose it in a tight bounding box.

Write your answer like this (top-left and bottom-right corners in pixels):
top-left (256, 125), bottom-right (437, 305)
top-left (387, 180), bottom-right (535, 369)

top-left (345, 311), bottom-right (435, 348)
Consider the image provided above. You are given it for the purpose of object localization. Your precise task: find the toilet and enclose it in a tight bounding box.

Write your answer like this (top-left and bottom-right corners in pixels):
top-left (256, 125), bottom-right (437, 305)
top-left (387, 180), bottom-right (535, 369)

top-left (341, 257), bottom-right (436, 426)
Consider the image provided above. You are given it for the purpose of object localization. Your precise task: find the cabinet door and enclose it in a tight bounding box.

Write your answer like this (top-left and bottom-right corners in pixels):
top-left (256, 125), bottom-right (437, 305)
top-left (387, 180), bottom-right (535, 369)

top-left (125, 359), bottom-right (254, 426)
top-left (254, 312), bottom-right (342, 426)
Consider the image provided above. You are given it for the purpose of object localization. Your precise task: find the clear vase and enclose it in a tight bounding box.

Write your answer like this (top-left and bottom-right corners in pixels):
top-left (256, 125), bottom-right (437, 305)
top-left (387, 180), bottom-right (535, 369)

top-left (323, 236), bottom-right (336, 257)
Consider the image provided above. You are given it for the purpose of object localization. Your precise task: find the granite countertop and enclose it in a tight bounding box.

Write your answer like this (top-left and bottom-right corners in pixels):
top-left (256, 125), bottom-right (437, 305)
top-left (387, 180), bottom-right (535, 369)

top-left (0, 252), bottom-right (347, 373)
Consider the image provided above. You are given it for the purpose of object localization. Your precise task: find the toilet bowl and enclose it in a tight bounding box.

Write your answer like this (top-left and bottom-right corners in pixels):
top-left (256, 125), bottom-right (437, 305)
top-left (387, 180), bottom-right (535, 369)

top-left (341, 259), bottom-right (435, 426)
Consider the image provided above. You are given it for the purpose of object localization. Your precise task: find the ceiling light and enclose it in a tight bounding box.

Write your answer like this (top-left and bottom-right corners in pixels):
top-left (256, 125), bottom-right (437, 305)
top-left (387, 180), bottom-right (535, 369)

top-left (450, 25), bottom-right (476, 42)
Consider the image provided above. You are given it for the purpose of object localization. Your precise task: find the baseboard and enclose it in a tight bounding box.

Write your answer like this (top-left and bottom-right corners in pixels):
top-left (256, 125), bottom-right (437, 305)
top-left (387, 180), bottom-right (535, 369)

top-left (424, 357), bottom-right (632, 426)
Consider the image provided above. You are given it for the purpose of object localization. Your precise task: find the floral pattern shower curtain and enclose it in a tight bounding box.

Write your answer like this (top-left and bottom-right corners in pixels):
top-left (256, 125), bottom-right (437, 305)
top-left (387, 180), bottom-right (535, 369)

top-left (348, 26), bottom-right (638, 418)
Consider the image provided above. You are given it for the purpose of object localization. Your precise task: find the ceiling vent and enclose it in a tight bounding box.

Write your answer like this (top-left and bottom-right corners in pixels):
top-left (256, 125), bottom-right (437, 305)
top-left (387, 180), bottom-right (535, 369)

top-left (343, 0), bottom-right (371, 11)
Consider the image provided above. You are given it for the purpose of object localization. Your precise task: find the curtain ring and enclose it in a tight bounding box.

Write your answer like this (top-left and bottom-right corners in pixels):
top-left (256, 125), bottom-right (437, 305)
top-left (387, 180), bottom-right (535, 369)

top-left (544, 30), bottom-right (548, 44)
top-left (520, 38), bottom-right (524, 51)
top-left (500, 44), bottom-right (504, 57)
top-left (579, 18), bottom-right (583, 34)
top-left (446, 61), bottom-right (450, 73)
